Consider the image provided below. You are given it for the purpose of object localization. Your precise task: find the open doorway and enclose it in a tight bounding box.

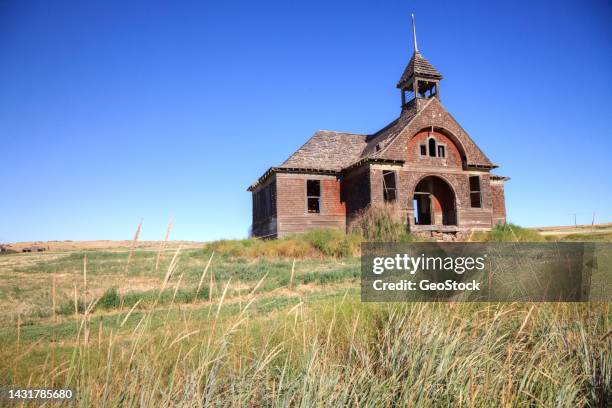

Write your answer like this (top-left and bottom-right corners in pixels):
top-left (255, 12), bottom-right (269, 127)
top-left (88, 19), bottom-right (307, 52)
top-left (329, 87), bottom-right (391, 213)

top-left (413, 195), bottom-right (431, 225)
top-left (413, 176), bottom-right (456, 225)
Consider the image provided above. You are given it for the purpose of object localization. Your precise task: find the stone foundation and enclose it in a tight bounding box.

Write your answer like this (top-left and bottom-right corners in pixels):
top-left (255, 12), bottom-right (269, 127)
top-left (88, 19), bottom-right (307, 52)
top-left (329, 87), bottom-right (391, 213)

top-left (412, 229), bottom-right (471, 242)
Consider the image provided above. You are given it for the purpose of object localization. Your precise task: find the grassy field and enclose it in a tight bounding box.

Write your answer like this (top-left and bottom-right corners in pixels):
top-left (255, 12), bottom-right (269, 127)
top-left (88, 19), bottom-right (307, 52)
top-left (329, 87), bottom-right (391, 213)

top-left (0, 228), bottom-right (611, 406)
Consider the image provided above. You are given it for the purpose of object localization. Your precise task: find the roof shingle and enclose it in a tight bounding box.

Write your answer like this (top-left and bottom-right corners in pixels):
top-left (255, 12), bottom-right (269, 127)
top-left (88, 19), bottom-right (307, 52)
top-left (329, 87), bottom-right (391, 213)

top-left (397, 51), bottom-right (443, 88)
top-left (280, 130), bottom-right (367, 171)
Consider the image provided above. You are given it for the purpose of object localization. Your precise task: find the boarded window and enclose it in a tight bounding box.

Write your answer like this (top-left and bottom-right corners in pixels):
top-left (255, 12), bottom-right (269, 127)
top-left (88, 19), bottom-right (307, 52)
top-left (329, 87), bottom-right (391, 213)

top-left (383, 171), bottom-right (396, 202)
top-left (420, 144), bottom-right (427, 156)
top-left (437, 145), bottom-right (445, 158)
top-left (307, 180), bottom-right (321, 213)
top-left (469, 176), bottom-right (481, 208)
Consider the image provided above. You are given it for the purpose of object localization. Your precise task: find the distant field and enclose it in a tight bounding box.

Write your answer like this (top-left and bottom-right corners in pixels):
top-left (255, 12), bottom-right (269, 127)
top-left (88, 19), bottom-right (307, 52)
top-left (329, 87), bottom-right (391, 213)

top-left (1, 239), bottom-right (205, 252)
top-left (0, 228), bottom-right (610, 406)
top-left (534, 222), bottom-right (612, 241)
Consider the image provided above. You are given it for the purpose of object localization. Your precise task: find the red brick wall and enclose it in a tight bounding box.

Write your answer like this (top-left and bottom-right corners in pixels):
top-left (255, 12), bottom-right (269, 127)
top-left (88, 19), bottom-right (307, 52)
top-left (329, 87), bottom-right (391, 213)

top-left (374, 98), bottom-right (492, 168)
top-left (407, 130), bottom-right (463, 168)
top-left (391, 170), bottom-right (495, 228)
top-left (321, 179), bottom-right (346, 215)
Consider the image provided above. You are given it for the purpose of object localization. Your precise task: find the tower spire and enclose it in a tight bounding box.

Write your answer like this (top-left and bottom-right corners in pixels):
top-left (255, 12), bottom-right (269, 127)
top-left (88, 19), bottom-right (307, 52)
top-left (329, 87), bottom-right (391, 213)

top-left (411, 13), bottom-right (418, 53)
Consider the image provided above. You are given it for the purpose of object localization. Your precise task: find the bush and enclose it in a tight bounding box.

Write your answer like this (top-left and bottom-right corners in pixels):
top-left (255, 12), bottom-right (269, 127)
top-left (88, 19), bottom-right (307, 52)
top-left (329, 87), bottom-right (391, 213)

top-left (349, 203), bottom-right (414, 242)
top-left (58, 299), bottom-right (86, 316)
top-left (300, 229), bottom-right (360, 257)
top-left (97, 287), bottom-right (120, 310)
top-left (473, 223), bottom-right (545, 242)
top-left (207, 229), bottom-right (360, 259)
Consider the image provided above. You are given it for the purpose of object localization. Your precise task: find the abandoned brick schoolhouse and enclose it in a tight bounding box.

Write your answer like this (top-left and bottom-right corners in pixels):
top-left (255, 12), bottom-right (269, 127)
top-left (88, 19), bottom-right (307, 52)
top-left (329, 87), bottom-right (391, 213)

top-left (248, 16), bottom-right (509, 239)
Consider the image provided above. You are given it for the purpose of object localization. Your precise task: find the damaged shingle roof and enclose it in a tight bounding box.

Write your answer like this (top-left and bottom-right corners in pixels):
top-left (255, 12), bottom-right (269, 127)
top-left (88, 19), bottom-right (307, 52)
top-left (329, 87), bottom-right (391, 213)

top-left (397, 51), bottom-right (442, 88)
top-left (278, 111), bottom-right (418, 173)
top-left (276, 99), bottom-right (493, 173)
top-left (280, 130), bottom-right (368, 171)
top-left (249, 98), bottom-right (496, 190)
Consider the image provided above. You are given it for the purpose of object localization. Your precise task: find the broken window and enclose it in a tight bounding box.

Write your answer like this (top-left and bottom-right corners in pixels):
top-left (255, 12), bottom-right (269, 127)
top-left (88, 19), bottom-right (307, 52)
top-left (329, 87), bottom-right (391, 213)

top-left (437, 145), bottom-right (445, 158)
top-left (469, 176), bottom-right (481, 208)
top-left (428, 138), bottom-right (436, 157)
top-left (307, 180), bottom-right (321, 213)
top-left (420, 144), bottom-right (427, 156)
top-left (382, 171), bottom-right (397, 202)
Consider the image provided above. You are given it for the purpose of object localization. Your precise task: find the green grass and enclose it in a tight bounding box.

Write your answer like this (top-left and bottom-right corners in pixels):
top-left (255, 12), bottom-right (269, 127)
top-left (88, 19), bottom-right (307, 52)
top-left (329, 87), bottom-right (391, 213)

top-left (3, 248), bottom-right (359, 324)
top-left (349, 202), bottom-right (418, 241)
top-left (0, 227), bottom-right (610, 406)
top-left (1, 296), bottom-right (609, 406)
top-left (208, 228), bottom-right (362, 258)
top-left (552, 231), bottom-right (612, 242)
top-left (473, 223), bottom-right (546, 242)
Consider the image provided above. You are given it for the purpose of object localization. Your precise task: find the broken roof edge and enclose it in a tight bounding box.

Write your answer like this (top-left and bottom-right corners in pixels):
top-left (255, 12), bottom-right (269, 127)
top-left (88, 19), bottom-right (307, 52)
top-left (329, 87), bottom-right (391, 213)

top-left (466, 163), bottom-right (499, 170)
top-left (436, 103), bottom-right (495, 167)
top-left (247, 158), bottom-right (406, 192)
top-left (365, 97), bottom-right (436, 158)
top-left (370, 98), bottom-right (497, 168)
top-left (247, 166), bottom-right (339, 192)
top-left (490, 174), bottom-right (510, 182)
top-left (342, 157), bottom-right (405, 173)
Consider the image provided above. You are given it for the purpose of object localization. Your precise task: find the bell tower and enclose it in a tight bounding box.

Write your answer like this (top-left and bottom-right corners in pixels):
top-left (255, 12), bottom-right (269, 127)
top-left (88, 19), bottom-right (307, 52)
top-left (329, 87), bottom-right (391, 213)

top-left (397, 14), bottom-right (443, 114)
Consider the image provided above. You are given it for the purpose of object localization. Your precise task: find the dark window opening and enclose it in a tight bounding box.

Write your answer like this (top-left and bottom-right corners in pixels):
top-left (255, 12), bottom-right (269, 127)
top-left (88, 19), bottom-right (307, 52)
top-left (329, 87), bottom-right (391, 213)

top-left (438, 145), bottom-right (446, 158)
top-left (375, 144), bottom-right (381, 152)
top-left (420, 144), bottom-right (427, 156)
top-left (383, 171), bottom-right (397, 202)
top-left (428, 138), bottom-right (436, 157)
top-left (417, 81), bottom-right (437, 99)
top-left (469, 176), bottom-right (481, 208)
top-left (307, 180), bottom-right (321, 213)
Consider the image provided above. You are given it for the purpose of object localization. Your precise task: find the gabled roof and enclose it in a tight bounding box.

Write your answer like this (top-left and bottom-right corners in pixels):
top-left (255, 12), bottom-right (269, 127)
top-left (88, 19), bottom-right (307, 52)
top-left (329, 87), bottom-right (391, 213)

top-left (248, 99), bottom-right (496, 191)
top-left (280, 130), bottom-right (368, 171)
top-left (363, 98), bottom-right (495, 168)
top-left (363, 108), bottom-right (419, 156)
top-left (397, 51), bottom-right (443, 88)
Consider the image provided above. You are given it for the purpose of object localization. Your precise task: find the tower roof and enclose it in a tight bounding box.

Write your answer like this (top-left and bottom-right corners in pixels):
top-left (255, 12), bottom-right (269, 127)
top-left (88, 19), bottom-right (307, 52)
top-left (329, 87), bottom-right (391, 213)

top-left (396, 14), bottom-right (443, 88)
top-left (396, 51), bottom-right (443, 88)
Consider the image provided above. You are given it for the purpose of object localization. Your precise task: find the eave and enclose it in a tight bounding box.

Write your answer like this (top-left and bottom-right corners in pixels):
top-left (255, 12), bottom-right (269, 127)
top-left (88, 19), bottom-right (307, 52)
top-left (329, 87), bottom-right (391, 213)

top-left (247, 166), bottom-right (339, 191)
top-left (342, 158), bottom-right (405, 173)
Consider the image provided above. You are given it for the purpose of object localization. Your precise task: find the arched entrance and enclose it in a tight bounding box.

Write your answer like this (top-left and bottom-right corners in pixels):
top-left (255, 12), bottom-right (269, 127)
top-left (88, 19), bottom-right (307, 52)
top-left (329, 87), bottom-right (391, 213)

top-left (413, 176), bottom-right (457, 226)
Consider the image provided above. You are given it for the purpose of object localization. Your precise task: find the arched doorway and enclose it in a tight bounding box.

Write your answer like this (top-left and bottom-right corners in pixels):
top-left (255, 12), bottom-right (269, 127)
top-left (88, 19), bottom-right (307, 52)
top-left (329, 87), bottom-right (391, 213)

top-left (413, 176), bottom-right (457, 226)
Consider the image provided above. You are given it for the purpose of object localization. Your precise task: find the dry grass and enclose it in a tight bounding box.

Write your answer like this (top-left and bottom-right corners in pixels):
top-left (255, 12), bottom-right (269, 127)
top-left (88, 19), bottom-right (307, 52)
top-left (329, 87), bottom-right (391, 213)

top-left (208, 229), bottom-right (361, 259)
top-left (1, 288), bottom-right (609, 406)
top-left (1, 240), bottom-right (204, 252)
top-left (349, 202), bottom-right (416, 242)
top-left (0, 227), bottom-right (610, 406)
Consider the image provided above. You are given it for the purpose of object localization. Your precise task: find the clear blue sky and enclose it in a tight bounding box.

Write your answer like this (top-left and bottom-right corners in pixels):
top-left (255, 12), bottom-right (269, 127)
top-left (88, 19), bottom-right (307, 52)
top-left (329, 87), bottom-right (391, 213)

top-left (1, 0), bottom-right (611, 243)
